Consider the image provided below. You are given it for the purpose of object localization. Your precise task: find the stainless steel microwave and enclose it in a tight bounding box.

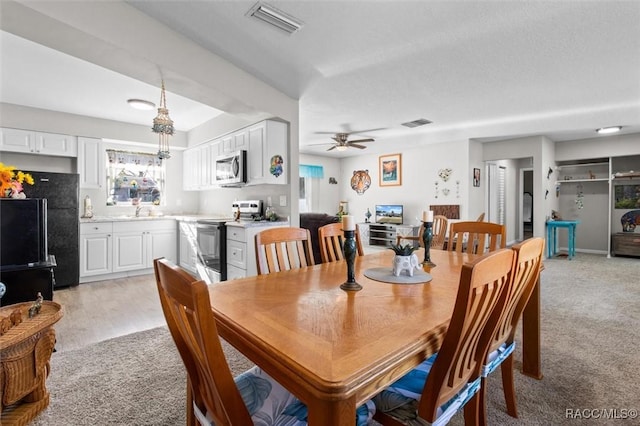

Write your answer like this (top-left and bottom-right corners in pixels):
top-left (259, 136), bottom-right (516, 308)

top-left (215, 150), bottom-right (247, 186)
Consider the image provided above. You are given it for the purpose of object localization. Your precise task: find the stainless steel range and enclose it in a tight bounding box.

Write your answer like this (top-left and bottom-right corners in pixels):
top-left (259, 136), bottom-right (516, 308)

top-left (196, 218), bottom-right (230, 283)
top-left (195, 200), bottom-right (264, 283)
top-left (232, 199), bottom-right (263, 221)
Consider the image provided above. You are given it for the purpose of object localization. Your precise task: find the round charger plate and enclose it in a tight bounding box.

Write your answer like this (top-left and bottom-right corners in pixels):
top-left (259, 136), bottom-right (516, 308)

top-left (363, 267), bottom-right (432, 285)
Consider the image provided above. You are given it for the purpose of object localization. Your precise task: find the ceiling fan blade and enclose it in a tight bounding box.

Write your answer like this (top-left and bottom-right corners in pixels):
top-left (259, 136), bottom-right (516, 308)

top-left (326, 145), bottom-right (337, 151)
top-left (348, 143), bottom-right (368, 149)
top-left (347, 138), bottom-right (374, 144)
top-left (345, 127), bottom-right (386, 135)
top-left (307, 142), bottom-right (334, 146)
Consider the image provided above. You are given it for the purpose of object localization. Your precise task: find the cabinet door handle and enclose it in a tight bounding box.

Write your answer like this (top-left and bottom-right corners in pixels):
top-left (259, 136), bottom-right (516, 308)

top-left (94, 227), bottom-right (99, 230)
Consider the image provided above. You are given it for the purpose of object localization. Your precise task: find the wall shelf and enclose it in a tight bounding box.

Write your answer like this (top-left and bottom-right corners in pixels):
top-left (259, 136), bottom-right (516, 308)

top-left (557, 178), bottom-right (609, 184)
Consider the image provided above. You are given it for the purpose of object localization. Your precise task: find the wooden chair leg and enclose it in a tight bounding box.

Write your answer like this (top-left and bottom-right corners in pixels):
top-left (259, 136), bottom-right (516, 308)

top-left (478, 377), bottom-right (488, 426)
top-left (463, 393), bottom-right (481, 426)
top-left (186, 380), bottom-right (197, 426)
top-left (500, 354), bottom-right (519, 418)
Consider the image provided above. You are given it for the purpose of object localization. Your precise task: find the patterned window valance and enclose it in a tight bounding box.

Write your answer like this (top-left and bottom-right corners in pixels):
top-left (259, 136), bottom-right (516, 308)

top-left (299, 164), bottom-right (324, 179)
top-left (106, 149), bottom-right (163, 167)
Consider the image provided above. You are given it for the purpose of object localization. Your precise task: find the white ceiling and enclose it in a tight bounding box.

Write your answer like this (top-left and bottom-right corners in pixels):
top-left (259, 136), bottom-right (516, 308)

top-left (0, 31), bottom-right (223, 132)
top-left (2, 1), bottom-right (640, 157)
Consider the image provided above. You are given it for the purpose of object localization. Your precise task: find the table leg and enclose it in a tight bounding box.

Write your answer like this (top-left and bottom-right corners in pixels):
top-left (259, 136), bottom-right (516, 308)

top-left (546, 225), bottom-right (552, 258)
top-left (522, 276), bottom-right (542, 379)
top-left (308, 397), bottom-right (356, 426)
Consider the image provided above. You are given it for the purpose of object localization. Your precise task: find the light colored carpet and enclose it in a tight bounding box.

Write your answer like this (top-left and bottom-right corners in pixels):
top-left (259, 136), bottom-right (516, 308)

top-left (31, 253), bottom-right (639, 425)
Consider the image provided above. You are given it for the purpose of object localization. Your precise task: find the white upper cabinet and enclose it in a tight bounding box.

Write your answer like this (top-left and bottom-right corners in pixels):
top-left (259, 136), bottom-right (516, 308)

top-left (0, 127), bottom-right (77, 157)
top-left (182, 119), bottom-right (288, 190)
top-left (246, 120), bottom-right (288, 186)
top-left (78, 137), bottom-right (104, 188)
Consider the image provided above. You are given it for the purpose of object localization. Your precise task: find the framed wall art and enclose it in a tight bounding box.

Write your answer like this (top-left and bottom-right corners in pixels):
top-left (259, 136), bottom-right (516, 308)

top-left (379, 153), bottom-right (402, 187)
top-left (473, 168), bottom-right (481, 187)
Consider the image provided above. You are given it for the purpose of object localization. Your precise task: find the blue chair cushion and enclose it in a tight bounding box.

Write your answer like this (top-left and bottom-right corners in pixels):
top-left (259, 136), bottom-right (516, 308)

top-left (373, 353), bottom-right (481, 426)
top-left (282, 399), bottom-right (375, 426)
top-left (193, 365), bottom-right (375, 425)
top-left (482, 342), bottom-right (515, 377)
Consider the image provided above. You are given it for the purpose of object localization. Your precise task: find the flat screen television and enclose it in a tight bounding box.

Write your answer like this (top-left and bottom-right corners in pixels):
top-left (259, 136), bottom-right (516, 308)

top-left (375, 204), bottom-right (403, 225)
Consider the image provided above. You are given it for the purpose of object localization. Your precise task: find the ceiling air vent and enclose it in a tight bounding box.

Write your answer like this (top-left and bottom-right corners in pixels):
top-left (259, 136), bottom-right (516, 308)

top-left (401, 118), bottom-right (433, 128)
top-left (246, 2), bottom-right (303, 35)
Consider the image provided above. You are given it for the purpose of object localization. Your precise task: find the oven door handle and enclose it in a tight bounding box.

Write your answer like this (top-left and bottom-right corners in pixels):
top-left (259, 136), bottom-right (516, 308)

top-left (196, 223), bottom-right (223, 230)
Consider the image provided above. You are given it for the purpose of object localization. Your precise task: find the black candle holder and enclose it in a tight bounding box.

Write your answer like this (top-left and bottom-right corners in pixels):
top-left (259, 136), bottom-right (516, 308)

top-left (340, 230), bottom-right (362, 292)
top-left (422, 221), bottom-right (436, 267)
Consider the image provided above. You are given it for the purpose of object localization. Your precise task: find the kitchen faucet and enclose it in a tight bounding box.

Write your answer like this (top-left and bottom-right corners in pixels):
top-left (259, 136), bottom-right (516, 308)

top-left (135, 205), bottom-right (144, 217)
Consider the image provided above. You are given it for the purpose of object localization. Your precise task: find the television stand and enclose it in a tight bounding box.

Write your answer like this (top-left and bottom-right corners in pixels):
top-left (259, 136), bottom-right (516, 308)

top-left (369, 223), bottom-right (420, 247)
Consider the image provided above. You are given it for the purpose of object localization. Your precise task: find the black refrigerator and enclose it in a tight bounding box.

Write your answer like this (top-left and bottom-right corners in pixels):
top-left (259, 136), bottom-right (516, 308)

top-left (1, 198), bottom-right (56, 305)
top-left (23, 171), bottom-right (80, 289)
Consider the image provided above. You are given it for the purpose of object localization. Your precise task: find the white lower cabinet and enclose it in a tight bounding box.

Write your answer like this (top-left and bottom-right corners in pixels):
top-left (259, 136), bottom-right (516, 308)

top-left (80, 219), bottom-right (177, 282)
top-left (226, 222), bottom-right (289, 279)
top-left (80, 222), bottom-right (113, 277)
top-left (112, 231), bottom-right (147, 273)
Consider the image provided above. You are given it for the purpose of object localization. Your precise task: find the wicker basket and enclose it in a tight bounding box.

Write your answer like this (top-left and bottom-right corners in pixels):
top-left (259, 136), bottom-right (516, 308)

top-left (0, 301), bottom-right (63, 426)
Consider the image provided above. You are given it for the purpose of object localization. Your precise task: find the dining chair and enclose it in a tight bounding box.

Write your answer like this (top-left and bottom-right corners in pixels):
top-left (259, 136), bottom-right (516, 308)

top-left (318, 222), bottom-right (364, 263)
top-left (154, 258), bottom-right (375, 425)
top-left (395, 215), bottom-right (448, 250)
top-left (372, 248), bottom-right (515, 426)
top-left (255, 227), bottom-right (315, 275)
top-left (448, 221), bottom-right (506, 255)
top-left (478, 237), bottom-right (545, 425)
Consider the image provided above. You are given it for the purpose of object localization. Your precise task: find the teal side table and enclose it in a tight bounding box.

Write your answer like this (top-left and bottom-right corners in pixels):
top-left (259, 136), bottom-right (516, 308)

top-left (546, 220), bottom-right (580, 259)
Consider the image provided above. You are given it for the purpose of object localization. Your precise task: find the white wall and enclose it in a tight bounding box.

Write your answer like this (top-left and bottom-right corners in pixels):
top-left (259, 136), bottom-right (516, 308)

top-left (558, 180), bottom-right (609, 252)
top-left (468, 140), bottom-right (485, 221)
top-left (483, 135), bottom-right (556, 238)
top-left (555, 133), bottom-right (640, 161)
top-left (188, 113), bottom-right (254, 147)
top-left (299, 154), bottom-right (342, 215)
top-left (339, 139), bottom-right (471, 227)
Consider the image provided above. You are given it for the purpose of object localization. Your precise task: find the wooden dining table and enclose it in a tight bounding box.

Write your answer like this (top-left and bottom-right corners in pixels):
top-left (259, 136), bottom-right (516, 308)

top-left (208, 248), bottom-right (542, 425)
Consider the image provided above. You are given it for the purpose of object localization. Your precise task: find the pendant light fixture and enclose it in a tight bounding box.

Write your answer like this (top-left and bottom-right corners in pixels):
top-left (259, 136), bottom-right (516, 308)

top-left (152, 79), bottom-right (174, 160)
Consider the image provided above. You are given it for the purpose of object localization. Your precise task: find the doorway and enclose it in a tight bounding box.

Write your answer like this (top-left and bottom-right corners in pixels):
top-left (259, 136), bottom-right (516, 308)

top-left (521, 169), bottom-right (533, 240)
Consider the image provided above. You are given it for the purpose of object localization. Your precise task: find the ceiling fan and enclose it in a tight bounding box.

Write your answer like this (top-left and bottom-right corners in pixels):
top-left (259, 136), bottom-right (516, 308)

top-left (311, 129), bottom-right (383, 151)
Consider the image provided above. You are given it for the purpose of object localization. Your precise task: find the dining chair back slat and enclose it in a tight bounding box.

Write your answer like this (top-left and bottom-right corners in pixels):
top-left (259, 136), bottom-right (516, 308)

top-left (431, 215), bottom-right (449, 250)
top-left (420, 249), bottom-right (514, 421)
top-left (318, 223), bottom-right (364, 263)
top-left (154, 258), bottom-right (254, 425)
top-left (394, 216), bottom-right (448, 250)
top-left (448, 221), bottom-right (506, 255)
top-left (255, 227), bottom-right (315, 275)
top-left (374, 248), bottom-right (514, 425)
top-left (478, 237), bottom-right (545, 424)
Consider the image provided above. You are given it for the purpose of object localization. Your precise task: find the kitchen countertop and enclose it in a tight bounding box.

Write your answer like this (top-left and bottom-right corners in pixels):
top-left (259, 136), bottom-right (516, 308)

top-left (226, 219), bottom-right (289, 228)
top-left (79, 215), bottom-right (287, 225)
top-left (80, 214), bottom-right (230, 223)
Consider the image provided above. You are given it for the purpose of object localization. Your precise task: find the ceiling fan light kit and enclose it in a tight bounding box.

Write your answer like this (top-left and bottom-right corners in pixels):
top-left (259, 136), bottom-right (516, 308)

top-left (308, 128), bottom-right (383, 152)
